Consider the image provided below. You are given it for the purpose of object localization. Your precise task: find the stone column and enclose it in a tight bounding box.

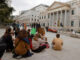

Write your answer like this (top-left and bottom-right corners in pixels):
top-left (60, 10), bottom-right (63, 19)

top-left (60, 10), bottom-right (62, 27)
top-left (46, 14), bottom-right (48, 27)
top-left (50, 13), bottom-right (52, 27)
top-left (51, 13), bottom-right (53, 27)
top-left (56, 11), bottom-right (58, 27)
top-left (49, 13), bottom-right (51, 27)
top-left (69, 10), bottom-right (71, 28)
top-left (64, 10), bottom-right (67, 27)
top-left (53, 12), bottom-right (54, 27)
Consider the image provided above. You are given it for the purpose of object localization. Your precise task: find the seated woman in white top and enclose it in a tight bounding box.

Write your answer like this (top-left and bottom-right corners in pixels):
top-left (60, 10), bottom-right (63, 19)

top-left (36, 33), bottom-right (47, 41)
top-left (32, 35), bottom-right (47, 53)
top-left (35, 33), bottom-right (49, 48)
top-left (52, 34), bottom-right (63, 50)
top-left (40, 33), bottom-right (47, 41)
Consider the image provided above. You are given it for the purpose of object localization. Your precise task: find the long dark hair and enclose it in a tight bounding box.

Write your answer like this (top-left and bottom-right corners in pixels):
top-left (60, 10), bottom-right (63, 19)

top-left (3, 27), bottom-right (12, 37)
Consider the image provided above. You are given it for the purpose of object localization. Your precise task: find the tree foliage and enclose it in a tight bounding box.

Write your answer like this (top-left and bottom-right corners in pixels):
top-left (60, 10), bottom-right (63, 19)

top-left (0, 0), bottom-right (14, 24)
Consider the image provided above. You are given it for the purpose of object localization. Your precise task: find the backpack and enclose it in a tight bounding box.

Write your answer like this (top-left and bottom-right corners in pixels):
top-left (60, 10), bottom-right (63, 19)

top-left (0, 36), bottom-right (7, 51)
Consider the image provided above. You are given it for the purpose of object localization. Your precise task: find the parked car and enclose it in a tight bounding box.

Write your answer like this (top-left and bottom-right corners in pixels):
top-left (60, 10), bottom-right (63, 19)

top-left (48, 28), bottom-right (57, 33)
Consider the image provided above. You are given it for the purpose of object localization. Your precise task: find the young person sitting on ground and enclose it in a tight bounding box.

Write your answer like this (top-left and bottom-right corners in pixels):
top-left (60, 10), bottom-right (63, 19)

top-left (35, 33), bottom-right (49, 48)
top-left (32, 35), bottom-right (47, 53)
top-left (5, 27), bottom-right (14, 52)
top-left (22, 29), bottom-right (33, 52)
top-left (13, 29), bottom-right (33, 59)
top-left (52, 34), bottom-right (63, 50)
top-left (40, 33), bottom-right (47, 41)
top-left (0, 27), bottom-right (14, 60)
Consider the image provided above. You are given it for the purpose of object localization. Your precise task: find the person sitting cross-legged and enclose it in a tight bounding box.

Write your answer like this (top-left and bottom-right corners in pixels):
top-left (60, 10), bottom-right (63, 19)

top-left (36, 33), bottom-right (49, 48)
top-left (52, 34), bottom-right (63, 50)
top-left (32, 35), bottom-right (47, 53)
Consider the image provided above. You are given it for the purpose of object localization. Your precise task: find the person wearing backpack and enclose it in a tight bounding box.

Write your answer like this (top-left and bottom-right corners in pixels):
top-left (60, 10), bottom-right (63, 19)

top-left (13, 29), bottom-right (33, 59)
top-left (31, 27), bottom-right (36, 39)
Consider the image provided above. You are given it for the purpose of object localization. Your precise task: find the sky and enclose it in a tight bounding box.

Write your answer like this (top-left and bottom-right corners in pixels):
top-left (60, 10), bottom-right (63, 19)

top-left (11, 0), bottom-right (71, 15)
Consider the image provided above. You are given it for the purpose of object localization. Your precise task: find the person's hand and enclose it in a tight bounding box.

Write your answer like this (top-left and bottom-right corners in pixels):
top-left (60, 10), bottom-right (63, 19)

top-left (45, 37), bottom-right (47, 41)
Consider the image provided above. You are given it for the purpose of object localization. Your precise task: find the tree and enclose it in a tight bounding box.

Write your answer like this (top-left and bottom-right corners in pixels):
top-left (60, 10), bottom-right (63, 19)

top-left (0, 0), bottom-right (14, 24)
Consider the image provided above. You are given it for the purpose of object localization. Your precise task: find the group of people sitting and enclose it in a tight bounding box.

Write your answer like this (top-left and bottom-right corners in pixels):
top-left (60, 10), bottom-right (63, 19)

top-left (0, 26), bottom-right (63, 60)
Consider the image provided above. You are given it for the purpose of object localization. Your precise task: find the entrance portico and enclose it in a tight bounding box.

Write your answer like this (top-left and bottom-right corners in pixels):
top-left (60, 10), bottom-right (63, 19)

top-left (47, 2), bottom-right (71, 29)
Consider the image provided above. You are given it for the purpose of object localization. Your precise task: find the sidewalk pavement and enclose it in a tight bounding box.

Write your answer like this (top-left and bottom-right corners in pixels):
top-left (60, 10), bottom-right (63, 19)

top-left (59, 31), bottom-right (80, 39)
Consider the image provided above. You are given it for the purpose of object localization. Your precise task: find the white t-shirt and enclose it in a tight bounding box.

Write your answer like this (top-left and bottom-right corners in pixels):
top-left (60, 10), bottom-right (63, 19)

top-left (32, 38), bottom-right (46, 50)
top-left (32, 40), bottom-right (40, 50)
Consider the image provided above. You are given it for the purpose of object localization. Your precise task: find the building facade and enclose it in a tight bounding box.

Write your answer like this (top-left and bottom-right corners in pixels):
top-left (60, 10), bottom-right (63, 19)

top-left (40, 0), bottom-right (80, 31)
top-left (15, 4), bottom-right (48, 24)
top-left (14, 0), bottom-right (80, 31)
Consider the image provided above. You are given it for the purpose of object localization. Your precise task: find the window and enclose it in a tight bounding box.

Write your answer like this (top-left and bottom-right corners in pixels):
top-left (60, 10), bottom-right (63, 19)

top-left (35, 19), bottom-right (36, 21)
top-left (42, 16), bottom-right (43, 19)
top-left (48, 14), bottom-right (50, 19)
top-left (72, 10), bottom-right (74, 15)
top-left (51, 13), bottom-right (53, 15)
top-left (44, 16), bottom-right (46, 19)
top-left (71, 21), bottom-right (74, 27)
top-left (43, 23), bottom-right (45, 26)
top-left (40, 17), bottom-right (41, 19)
top-left (72, 3), bottom-right (74, 5)
top-left (48, 23), bottom-right (49, 26)
top-left (38, 20), bottom-right (39, 22)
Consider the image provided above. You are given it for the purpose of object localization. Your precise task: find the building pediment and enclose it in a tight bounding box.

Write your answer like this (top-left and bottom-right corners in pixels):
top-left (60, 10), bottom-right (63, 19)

top-left (48, 1), bottom-right (70, 10)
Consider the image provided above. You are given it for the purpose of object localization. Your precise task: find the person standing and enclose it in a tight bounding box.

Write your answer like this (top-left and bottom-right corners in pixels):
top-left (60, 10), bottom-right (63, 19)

top-left (46, 26), bottom-right (48, 32)
top-left (36, 23), bottom-right (41, 32)
top-left (24, 23), bottom-right (27, 30)
top-left (12, 20), bottom-right (16, 31)
top-left (16, 21), bottom-right (20, 29)
top-left (15, 27), bottom-right (20, 38)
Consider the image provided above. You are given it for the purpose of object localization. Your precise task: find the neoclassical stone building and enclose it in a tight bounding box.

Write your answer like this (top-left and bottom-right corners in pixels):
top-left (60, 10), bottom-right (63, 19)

top-left (40, 0), bottom-right (80, 31)
top-left (15, 4), bottom-right (48, 24)
top-left (14, 0), bottom-right (80, 31)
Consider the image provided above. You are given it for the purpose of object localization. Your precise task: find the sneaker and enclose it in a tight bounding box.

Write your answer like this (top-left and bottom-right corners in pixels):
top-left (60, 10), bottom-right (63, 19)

top-left (13, 54), bottom-right (19, 58)
top-left (22, 53), bottom-right (33, 58)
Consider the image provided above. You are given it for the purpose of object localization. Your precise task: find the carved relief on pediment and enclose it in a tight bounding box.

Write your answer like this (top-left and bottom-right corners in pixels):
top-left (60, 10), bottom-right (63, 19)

top-left (51, 3), bottom-right (63, 9)
top-left (48, 2), bottom-right (70, 10)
